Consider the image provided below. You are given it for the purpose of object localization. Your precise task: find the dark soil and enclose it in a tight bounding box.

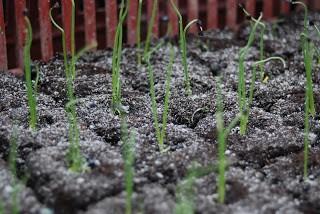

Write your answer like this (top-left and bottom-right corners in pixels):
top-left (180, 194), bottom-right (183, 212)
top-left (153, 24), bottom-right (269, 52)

top-left (1, 12), bottom-right (320, 214)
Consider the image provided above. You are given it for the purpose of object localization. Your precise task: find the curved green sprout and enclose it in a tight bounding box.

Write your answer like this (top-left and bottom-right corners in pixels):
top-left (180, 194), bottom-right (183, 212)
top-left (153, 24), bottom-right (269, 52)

top-left (240, 57), bottom-right (286, 134)
top-left (239, 5), bottom-right (266, 80)
top-left (291, 1), bottom-right (315, 118)
top-left (49, 5), bottom-right (68, 76)
top-left (24, 16), bottom-right (37, 131)
top-left (238, 13), bottom-right (263, 135)
top-left (50, 2), bottom-right (96, 172)
top-left (170, 0), bottom-right (203, 96)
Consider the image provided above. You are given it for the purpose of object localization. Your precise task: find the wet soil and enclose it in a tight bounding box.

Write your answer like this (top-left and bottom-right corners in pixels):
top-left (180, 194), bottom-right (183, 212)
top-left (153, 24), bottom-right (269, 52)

top-left (1, 12), bottom-right (320, 214)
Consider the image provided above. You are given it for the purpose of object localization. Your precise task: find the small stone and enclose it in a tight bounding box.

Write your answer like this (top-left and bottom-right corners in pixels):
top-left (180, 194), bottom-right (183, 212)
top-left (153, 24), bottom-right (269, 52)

top-left (156, 172), bottom-right (164, 179)
top-left (76, 177), bottom-right (85, 184)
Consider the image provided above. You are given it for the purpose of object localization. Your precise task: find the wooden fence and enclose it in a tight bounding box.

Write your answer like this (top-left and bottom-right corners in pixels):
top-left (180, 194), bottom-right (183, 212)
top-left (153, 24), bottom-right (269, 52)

top-left (1, 0), bottom-right (319, 71)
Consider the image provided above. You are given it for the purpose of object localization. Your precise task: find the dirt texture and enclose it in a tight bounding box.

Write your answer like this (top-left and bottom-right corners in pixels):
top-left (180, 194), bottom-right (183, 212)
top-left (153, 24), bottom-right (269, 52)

top-left (0, 12), bottom-right (320, 214)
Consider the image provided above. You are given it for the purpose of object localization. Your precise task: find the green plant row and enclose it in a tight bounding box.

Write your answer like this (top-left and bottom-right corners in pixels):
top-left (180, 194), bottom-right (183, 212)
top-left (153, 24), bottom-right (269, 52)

top-left (18, 1), bottom-right (317, 210)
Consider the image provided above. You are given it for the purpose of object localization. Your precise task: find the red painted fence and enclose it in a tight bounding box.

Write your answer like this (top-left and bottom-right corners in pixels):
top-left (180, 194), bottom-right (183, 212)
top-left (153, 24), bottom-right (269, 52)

top-left (0, 0), bottom-right (319, 72)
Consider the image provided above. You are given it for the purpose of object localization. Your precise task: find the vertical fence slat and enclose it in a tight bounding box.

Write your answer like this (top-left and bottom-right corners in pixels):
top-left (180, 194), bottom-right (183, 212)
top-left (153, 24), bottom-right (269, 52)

top-left (62, 0), bottom-right (72, 52)
top-left (226, 0), bottom-right (237, 29)
top-left (106, 0), bottom-right (118, 47)
top-left (127, 0), bottom-right (137, 45)
top-left (168, 0), bottom-right (178, 35)
top-left (188, 0), bottom-right (199, 33)
top-left (314, 0), bottom-right (320, 10)
top-left (263, 0), bottom-right (274, 19)
top-left (38, 0), bottom-right (53, 61)
top-left (0, 0), bottom-right (7, 70)
top-left (14, 0), bottom-right (26, 69)
top-left (207, 0), bottom-right (218, 29)
top-left (246, 0), bottom-right (256, 16)
top-left (147, 0), bottom-right (159, 38)
top-left (280, 1), bottom-right (290, 14)
top-left (84, 0), bottom-right (97, 48)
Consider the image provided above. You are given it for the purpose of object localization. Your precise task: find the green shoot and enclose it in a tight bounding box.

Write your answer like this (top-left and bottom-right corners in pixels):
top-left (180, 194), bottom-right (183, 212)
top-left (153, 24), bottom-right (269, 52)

top-left (238, 13), bottom-right (263, 135)
top-left (50, 2), bottom-right (96, 172)
top-left (302, 34), bottom-right (315, 117)
top-left (175, 166), bottom-right (197, 214)
top-left (23, 16), bottom-right (37, 131)
top-left (303, 93), bottom-right (310, 179)
top-left (146, 42), bottom-right (175, 152)
top-left (143, 0), bottom-right (158, 59)
top-left (239, 4), bottom-right (266, 80)
top-left (121, 116), bottom-right (136, 214)
top-left (175, 163), bottom-right (216, 214)
top-left (169, 0), bottom-right (203, 96)
top-left (136, 0), bottom-right (143, 65)
top-left (290, 1), bottom-right (315, 117)
top-left (11, 185), bottom-right (19, 214)
top-left (240, 57), bottom-right (286, 135)
top-left (216, 76), bottom-right (242, 203)
top-left (111, 0), bottom-right (130, 113)
top-left (8, 125), bottom-right (19, 214)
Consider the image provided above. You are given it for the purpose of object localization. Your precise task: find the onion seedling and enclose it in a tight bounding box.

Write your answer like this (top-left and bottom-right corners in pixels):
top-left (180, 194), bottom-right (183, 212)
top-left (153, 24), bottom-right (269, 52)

top-left (238, 13), bottom-right (263, 135)
top-left (303, 94), bottom-right (310, 179)
top-left (111, 0), bottom-right (130, 113)
top-left (169, 0), bottom-right (203, 96)
top-left (175, 163), bottom-right (215, 214)
top-left (240, 57), bottom-right (286, 134)
top-left (120, 116), bottom-right (136, 214)
top-left (216, 76), bottom-right (243, 203)
top-left (8, 125), bottom-right (19, 214)
top-left (50, 2), bottom-right (96, 172)
top-left (239, 4), bottom-right (266, 80)
top-left (23, 15), bottom-right (38, 131)
top-left (289, 1), bottom-right (316, 117)
top-left (146, 42), bottom-right (175, 152)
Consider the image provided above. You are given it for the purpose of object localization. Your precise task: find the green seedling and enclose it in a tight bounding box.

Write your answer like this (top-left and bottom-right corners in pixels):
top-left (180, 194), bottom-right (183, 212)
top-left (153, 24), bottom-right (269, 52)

top-left (239, 4), bottom-right (266, 80)
top-left (111, 0), bottom-right (130, 113)
top-left (50, 2), bottom-right (96, 172)
top-left (237, 13), bottom-right (263, 135)
top-left (169, 0), bottom-right (203, 96)
top-left (8, 125), bottom-right (19, 214)
top-left (136, 0), bottom-right (143, 65)
top-left (121, 116), bottom-right (136, 214)
top-left (301, 33), bottom-right (316, 117)
top-left (216, 76), bottom-right (243, 203)
top-left (300, 33), bottom-right (315, 180)
top-left (175, 163), bottom-right (215, 214)
top-left (65, 99), bottom-right (86, 173)
top-left (23, 16), bottom-right (37, 131)
top-left (303, 93), bottom-right (310, 179)
top-left (240, 57), bottom-right (286, 135)
top-left (146, 42), bottom-right (175, 152)
top-left (143, 0), bottom-right (158, 59)
top-left (290, 1), bottom-right (315, 117)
